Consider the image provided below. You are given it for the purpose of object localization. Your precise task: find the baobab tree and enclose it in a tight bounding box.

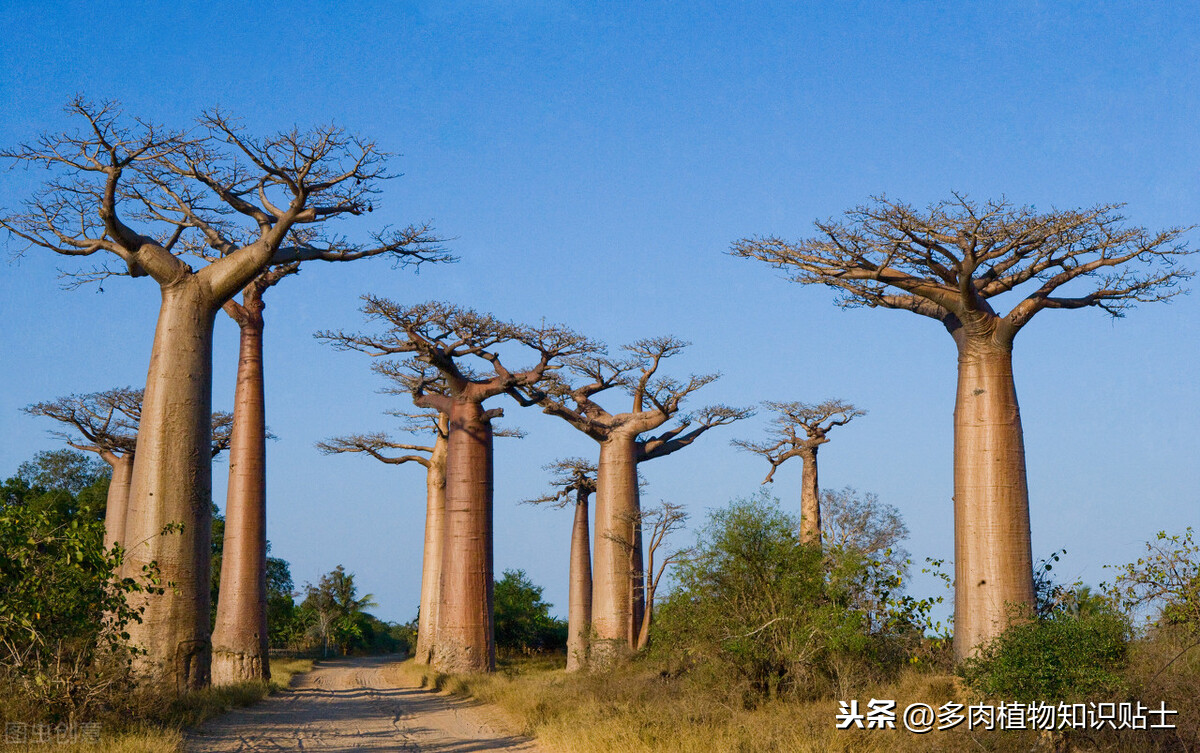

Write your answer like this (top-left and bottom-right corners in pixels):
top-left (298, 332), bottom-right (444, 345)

top-left (732, 400), bottom-right (864, 544)
top-left (732, 195), bottom-right (1193, 658)
top-left (0, 99), bottom-right (438, 690)
top-left (23, 389), bottom-right (138, 555)
top-left (213, 240), bottom-right (446, 686)
top-left (512, 338), bottom-right (751, 661)
top-left (606, 501), bottom-right (690, 651)
top-left (319, 297), bottom-right (596, 672)
top-left (24, 389), bottom-right (232, 561)
top-left (524, 458), bottom-right (597, 671)
top-left (318, 410), bottom-right (448, 666)
top-left (318, 401), bottom-right (522, 666)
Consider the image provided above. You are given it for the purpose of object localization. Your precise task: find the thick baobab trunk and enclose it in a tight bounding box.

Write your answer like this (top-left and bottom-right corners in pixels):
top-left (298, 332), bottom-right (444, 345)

top-left (102, 452), bottom-right (134, 560)
top-left (566, 490), bottom-right (593, 672)
top-left (799, 447), bottom-right (820, 545)
top-left (591, 433), bottom-right (640, 661)
top-left (414, 417), bottom-right (448, 665)
top-left (952, 336), bottom-right (1035, 660)
top-left (434, 400), bottom-right (495, 673)
top-left (122, 281), bottom-right (217, 692)
top-left (211, 302), bottom-right (270, 685)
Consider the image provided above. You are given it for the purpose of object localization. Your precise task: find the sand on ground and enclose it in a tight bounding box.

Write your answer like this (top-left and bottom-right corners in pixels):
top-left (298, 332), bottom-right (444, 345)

top-left (186, 656), bottom-right (543, 753)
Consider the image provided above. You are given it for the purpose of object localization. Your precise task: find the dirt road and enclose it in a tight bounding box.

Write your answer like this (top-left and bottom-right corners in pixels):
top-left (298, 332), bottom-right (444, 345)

top-left (186, 656), bottom-right (543, 752)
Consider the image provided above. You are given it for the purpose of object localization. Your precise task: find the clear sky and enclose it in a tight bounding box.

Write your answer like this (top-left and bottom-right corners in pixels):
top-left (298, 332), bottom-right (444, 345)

top-left (1, 1), bottom-right (1197, 624)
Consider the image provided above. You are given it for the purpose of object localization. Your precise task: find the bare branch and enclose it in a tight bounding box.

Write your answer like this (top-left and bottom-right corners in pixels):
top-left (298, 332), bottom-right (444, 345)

top-left (732, 399), bottom-right (864, 483)
top-left (732, 195), bottom-right (1195, 341)
top-left (1, 98), bottom-right (447, 303)
top-left (522, 457), bottom-right (597, 508)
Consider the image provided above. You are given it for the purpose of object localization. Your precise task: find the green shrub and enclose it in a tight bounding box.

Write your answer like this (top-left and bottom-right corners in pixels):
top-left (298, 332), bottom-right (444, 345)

top-left (958, 604), bottom-right (1131, 701)
top-left (494, 569), bottom-right (567, 655)
top-left (651, 492), bottom-right (916, 701)
top-left (0, 454), bottom-right (156, 725)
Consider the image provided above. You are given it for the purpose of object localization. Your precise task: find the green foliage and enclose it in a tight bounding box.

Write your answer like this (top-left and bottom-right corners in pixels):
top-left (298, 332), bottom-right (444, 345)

top-left (494, 569), bottom-right (567, 655)
top-left (298, 564), bottom-right (381, 656)
top-left (15, 449), bottom-right (110, 497)
top-left (0, 454), bottom-right (157, 725)
top-left (1106, 528), bottom-right (1200, 631)
top-left (958, 602), bottom-right (1131, 702)
top-left (651, 492), bottom-right (916, 700)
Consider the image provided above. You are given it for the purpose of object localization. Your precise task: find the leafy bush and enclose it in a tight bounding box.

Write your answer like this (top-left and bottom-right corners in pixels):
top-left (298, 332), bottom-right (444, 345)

top-left (0, 453), bottom-right (156, 725)
top-left (494, 569), bottom-right (567, 655)
top-left (651, 492), bottom-right (916, 701)
top-left (1106, 528), bottom-right (1200, 631)
top-left (958, 603), bottom-right (1131, 701)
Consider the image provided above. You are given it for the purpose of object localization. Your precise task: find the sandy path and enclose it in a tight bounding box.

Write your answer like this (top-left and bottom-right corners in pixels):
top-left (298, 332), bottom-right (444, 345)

top-left (186, 656), bottom-right (543, 753)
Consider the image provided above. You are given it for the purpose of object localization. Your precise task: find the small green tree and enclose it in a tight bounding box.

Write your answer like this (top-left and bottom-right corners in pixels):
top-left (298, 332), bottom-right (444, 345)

top-left (494, 569), bottom-right (567, 655)
top-left (15, 449), bottom-right (110, 498)
top-left (300, 565), bottom-right (377, 656)
top-left (1106, 528), bottom-right (1200, 631)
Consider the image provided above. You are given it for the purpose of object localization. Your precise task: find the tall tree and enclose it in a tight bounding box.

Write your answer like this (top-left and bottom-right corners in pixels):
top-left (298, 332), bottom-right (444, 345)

top-left (214, 234), bottom-right (446, 686)
top-left (319, 410), bottom-right (449, 665)
top-left (732, 400), bottom-right (864, 544)
top-left (24, 389), bottom-right (232, 564)
top-left (319, 298), bottom-right (595, 672)
top-left (732, 195), bottom-right (1193, 658)
top-left (1, 99), bottom-right (437, 690)
top-left (524, 458), bottom-right (597, 671)
top-left (319, 405), bottom-right (523, 665)
top-left (512, 339), bottom-right (751, 662)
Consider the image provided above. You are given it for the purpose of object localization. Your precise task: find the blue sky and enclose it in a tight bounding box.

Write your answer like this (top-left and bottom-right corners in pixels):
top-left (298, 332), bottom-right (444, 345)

top-left (1, 1), bottom-right (1197, 623)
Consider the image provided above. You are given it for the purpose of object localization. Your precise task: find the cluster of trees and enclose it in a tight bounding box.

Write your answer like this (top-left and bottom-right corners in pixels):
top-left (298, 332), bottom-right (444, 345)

top-left (2, 99), bottom-right (444, 692)
top-left (320, 306), bottom-right (753, 671)
top-left (0, 448), bottom-right (407, 724)
top-left (3, 100), bottom-right (1193, 697)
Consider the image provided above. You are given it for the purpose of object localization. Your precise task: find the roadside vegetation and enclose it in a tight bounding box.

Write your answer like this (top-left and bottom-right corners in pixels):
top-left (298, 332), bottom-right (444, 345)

top-left (0, 452), bottom-right (394, 752)
top-left (397, 493), bottom-right (1200, 753)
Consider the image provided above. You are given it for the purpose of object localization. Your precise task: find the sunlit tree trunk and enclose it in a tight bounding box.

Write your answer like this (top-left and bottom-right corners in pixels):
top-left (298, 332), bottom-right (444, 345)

top-left (211, 293), bottom-right (270, 685)
top-left (591, 433), bottom-right (639, 662)
top-left (434, 400), bottom-right (495, 673)
top-left (415, 416), bottom-right (448, 665)
top-left (630, 520), bottom-right (645, 648)
top-left (799, 447), bottom-right (820, 545)
top-left (122, 280), bottom-right (217, 692)
top-left (566, 488), bottom-right (593, 672)
top-left (102, 452), bottom-right (134, 562)
top-left (952, 334), bottom-right (1035, 660)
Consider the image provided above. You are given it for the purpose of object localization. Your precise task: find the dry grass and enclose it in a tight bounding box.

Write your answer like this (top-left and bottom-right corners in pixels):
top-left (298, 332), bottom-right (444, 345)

top-left (2, 657), bottom-right (316, 753)
top-left (393, 644), bottom-right (1200, 753)
top-left (268, 657), bottom-right (314, 690)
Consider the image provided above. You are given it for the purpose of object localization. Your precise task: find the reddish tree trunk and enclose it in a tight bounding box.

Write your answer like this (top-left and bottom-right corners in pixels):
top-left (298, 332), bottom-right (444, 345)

top-left (566, 489), bottom-right (593, 672)
top-left (122, 280), bottom-right (217, 692)
top-left (433, 400), bottom-right (495, 673)
top-left (591, 433), bottom-right (639, 661)
top-left (102, 452), bottom-right (134, 563)
top-left (952, 336), bottom-right (1035, 659)
top-left (799, 447), bottom-right (820, 545)
top-left (415, 416), bottom-right (448, 665)
top-left (630, 518), bottom-right (645, 648)
top-left (211, 297), bottom-right (270, 684)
